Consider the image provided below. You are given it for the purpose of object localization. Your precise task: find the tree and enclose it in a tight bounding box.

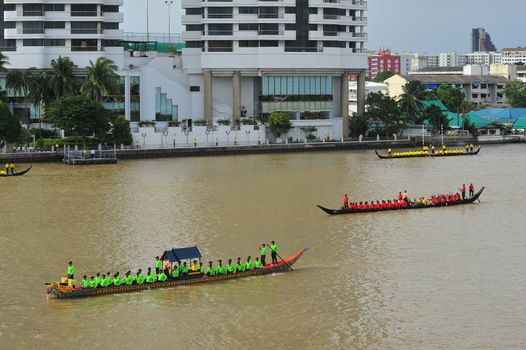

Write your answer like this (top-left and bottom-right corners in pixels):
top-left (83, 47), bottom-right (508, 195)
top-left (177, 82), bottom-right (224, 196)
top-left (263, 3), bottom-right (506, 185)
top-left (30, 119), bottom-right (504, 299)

top-left (349, 114), bottom-right (369, 138)
top-left (81, 57), bottom-right (120, 102)
top-left (49, 56), bottom-right (78, 97)
top-left (365, 92), bottom-right (402, 138)
top-left (268, 111), bottom-right (292, 138)
top-left (45, 95), bottom-right (110, 144)
top-left (463, 116), bottom-right (478, 136)
top-left (300, 126), bottom-right (318, 141)
top-left (27, 71), bottom-right (54, 135)
top-left (0, 52), bottom-right (9, 72)
top-left (374, 71), bottom-right (395, 83)
top-left (0, 102), bottom-right (22, 146)
top-left (424, 105), bottom-right (449, 133)
top-left (110, 116), bottom-right (133, 145)
top-left (398, 80), bottom-right (426, 123)
top-left (503, 80), bottom-right (526, 108)
top-left (436, 84), bottom-right (465, 112)
top-left (6, 70), bottom-right (30, 99)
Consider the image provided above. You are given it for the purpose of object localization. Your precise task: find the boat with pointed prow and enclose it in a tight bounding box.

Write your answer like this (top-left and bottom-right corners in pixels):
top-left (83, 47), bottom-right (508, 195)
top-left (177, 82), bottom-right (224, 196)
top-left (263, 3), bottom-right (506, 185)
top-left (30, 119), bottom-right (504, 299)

top-left (318, 187), bottom-right (484, 216)
top-left (0, 165), bottom-right (32, 177)
top-left (46, 246), bottom-right (307, 299)
top-left (375, 146), bottom-right (481, 159)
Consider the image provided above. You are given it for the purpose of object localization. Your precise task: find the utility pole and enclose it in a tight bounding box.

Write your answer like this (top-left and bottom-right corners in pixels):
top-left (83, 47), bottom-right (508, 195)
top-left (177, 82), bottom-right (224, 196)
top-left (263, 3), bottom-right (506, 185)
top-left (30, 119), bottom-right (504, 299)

top-left (165, 1), bottom-right (174, 44)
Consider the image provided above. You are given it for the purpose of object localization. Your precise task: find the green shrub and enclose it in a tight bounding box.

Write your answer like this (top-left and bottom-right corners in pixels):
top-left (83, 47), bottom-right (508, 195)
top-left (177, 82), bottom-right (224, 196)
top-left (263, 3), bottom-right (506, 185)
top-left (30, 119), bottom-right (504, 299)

top-left (217, 119), bottom-right (231, 126)
top-left (138, 120), bottom-right (156, 127)
top-left (241, 118), bottom-right (256, 125)
top-left (168, 120), bottom-right (181, 127)
top-left (268, 111), bottom-right (292, 137)
top-left (111, 116), bottom-right (133, 145)
top-left (193, 119), bottom-right (208, 126)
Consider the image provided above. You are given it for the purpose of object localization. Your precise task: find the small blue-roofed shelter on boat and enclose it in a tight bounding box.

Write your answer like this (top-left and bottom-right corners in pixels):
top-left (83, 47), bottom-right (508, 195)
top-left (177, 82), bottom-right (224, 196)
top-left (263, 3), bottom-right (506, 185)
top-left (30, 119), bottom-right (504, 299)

top-left (161, 246), bottom-right (202, 263)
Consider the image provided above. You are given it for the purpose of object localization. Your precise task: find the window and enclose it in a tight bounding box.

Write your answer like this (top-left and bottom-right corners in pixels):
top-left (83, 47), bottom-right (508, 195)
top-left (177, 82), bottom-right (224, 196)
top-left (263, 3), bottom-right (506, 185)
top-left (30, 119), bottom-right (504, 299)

top-left (308, 24), bottom-right (318, 31)
top-left (4, 22), bottom-right (16, 29)
top-left (23, 22), bottom-right (44, 34)
top-left (44, 4), bottom-right (65, 11)
top-left (285, 24), bottom-right (296, 31)
top-left (285, 7), bottom-right (296, 14)
top-left (44, 39), bottom-right (66, 47)
top-left (71, 39), bottom-right (98, 51)
top-left (259, 40), bottom-right (278, 47)
top-left (239, 7), bottom-right (258, 14)
top-left (239, 23), bottom-right (258, 31)
top-left (239, 40), bottom-right (258, 47)
top-left (71, 4), bottom-right (98, 16)
top-left (480, 83), bottom-right (488, 89)
top-left (23, 39), bottom-right (44, 46)
top-left (44, 22), bottom-right (66, 29)
top-left (309, 8), bottom-right (318, 14)
top-left (208, 40), bottom-right (232, 52)
top-left (23, 4), bottom-right (44, 16)
top-left (186, 24), bottom-right (203, 32)
top-left (186, 8), bottom-right (202, 15)
top-left (103, 22), bottom-right (119, 30)
top-left (323, 41), bottom-right (346, 48)
top-left (208, 24), bottom-right (232, 36)
top-left (259, 23), bottom-right (279, 35)
top-left (259, 7), bottom-right (278, 18)
top-left (4, 4), bottom-right (16, 11)
top-left (0, 39), bottom-right (16, 51)
top-left (102, 5), bottom-right (119, 13)
top-left (472, 94), bottom-right (478, 99)
top-left (186, 41), bottom-right (203, 48)
top-left (208, 7), bottom-right (233, 18)
top-left (71, 22), bottom-right (98, 34)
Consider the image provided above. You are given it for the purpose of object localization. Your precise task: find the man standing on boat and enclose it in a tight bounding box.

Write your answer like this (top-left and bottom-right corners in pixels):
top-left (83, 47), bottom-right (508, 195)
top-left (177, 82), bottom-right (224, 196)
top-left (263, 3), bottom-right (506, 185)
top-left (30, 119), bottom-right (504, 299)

top-left (270, 241), bottom-right (279, 265)
top-left (260, 244), bottom-right (267, 266)
top-left (155, 256), bottom-right (162, 274)
top-left (461, 184), bottom-right (466, 200)
top-left (469, 183), bottom-right (475, 197)
top-left (343, 194), bottom-right (349, 209)
top-left (67, 261), bottom-right (75, 279)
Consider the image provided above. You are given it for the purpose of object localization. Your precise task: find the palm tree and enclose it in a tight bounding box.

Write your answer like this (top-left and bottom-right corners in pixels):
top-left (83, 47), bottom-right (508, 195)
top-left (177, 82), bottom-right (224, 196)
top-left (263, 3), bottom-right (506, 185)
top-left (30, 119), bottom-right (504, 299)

top-left (6, 70), bottom-right (33, 123)
top-left (81, 57), bottom-right (120, 102)
top-left (27, 71), bottom-right (53, 135)
top-left (49, 56), bottom-right (78, 97)
top-left (398, 80), bottom-right (426, 124)
top-left (0, 53), bottom-right (9, 72)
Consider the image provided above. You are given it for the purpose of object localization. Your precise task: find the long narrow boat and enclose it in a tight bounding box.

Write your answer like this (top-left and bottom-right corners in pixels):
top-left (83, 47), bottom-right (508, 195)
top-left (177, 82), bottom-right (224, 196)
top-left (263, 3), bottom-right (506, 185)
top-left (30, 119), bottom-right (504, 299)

top-left (375, 146), bottom-right (481, 159)
top-left (0, 165), bottom-right (32, 177)
top-left (317, 187), bottom-right (485, 216)
top-left (46, 248), bottom-right (306, 299)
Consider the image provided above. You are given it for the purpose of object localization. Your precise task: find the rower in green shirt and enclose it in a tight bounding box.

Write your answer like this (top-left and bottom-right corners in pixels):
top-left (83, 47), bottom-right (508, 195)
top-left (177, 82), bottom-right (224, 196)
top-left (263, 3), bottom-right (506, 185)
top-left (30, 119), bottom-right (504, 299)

top-left (172, 267), bottom-right (180, 279)
top-left (94, 273), bottom-right (101, 286)
top-left (135, 270), bottom-right (146, 285)
top-left (206, 261), bottom-right (216, 276)
top-left (254, 257), bottom-right (263, 269)
top-left (226, 259), bottom-right (236, 273)
top-left (124, 271), bottom-right (134, 285)
top-left (217, 260), bottom-right (227, 275)
top-left (180, 262), bottom-right (190, 275)
top-left (81, 275), bottom-right (90, 288)
top-left (199, 262), bottom-right (205, 274)
top-left (101, 272), bottom-right (112, 287)
top-left (67, 261), bottom-right (75, 279)
top-left (112, 272), bottom-right (123, 286)
top-left (90, 276), bottom-right (100, 288)
top-left (146, 268), bottom-right (156, 283)
top-left (157, 271), bottom-right (168, 282)
top-left (270, 241), bottom-right (279, 265)
top-left (260, 244), bottom-right (267, 266)
top-left (155, 256), bottom-right (162, 274)
top-left (245, 256), bottom-right (254, 270)
top-left (235, 257), bottom-right (245, 272)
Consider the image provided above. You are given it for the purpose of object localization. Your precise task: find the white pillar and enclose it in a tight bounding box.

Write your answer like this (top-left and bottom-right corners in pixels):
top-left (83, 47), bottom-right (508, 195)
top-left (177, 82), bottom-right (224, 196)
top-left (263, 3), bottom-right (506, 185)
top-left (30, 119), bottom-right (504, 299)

top-left (124, 73), bottom-right (131, 121)
top-left (341, 72), bottom-right (350, 138)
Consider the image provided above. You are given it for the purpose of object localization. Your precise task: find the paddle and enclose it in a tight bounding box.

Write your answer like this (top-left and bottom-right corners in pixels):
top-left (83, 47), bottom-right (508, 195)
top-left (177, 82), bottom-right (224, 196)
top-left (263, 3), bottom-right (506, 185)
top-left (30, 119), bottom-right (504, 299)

top-left (268, 243), bottom-right (293, 271)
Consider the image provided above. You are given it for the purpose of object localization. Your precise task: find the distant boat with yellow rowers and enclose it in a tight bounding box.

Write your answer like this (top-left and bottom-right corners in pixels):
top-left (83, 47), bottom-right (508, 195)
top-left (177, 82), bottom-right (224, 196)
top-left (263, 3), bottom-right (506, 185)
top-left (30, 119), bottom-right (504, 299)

top-left (375, 146), bottom-right (481, 159)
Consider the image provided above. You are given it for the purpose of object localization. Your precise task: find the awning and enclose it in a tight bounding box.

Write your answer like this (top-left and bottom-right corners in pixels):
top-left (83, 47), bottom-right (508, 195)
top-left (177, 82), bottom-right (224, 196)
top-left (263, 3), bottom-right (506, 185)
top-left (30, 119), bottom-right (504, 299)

top-left (161, 246), bottom-right (202, 263)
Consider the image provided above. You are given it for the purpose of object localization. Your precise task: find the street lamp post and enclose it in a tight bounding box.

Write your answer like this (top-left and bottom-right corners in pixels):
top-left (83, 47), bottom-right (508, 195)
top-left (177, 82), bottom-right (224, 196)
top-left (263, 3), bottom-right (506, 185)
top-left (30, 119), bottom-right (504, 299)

top-left (141, 132), bottom-right (147, 147)
top-left (245, 130), bottom-right (251, 144)
top-left (205, 130), bottom-right (211, 145)
top-left (162, 131), bottom-right (169, 148)
top-left (165, 1), bottom-right (174, 44)
top-left (225, 130), bottom-right (231, 144)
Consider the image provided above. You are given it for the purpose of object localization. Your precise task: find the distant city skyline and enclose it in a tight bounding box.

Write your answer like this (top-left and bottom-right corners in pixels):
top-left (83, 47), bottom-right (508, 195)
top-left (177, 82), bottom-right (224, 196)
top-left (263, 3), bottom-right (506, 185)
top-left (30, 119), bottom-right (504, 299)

top-left (122, 0), bottom-right (526, 53)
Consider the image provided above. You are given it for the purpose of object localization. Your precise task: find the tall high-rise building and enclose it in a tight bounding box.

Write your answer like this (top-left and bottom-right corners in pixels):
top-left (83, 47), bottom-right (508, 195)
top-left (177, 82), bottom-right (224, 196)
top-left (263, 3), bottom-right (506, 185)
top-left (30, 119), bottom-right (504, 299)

top-left (181, 0), bottom-right (369, 128)
top-left (470, 28), bottom-right (496, 53)
top-left (2, 0), bottom-right (124, 69)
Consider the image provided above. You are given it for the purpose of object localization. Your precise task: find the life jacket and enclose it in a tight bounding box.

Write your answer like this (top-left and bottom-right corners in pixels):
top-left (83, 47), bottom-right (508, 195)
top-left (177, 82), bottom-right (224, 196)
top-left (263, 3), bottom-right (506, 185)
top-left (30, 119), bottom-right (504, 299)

top-left (344, 196), bottom-right (349, 204)
top-left (469, 184), bottom-right (474, 191)
top-left (461, 186), bottom-right (466, 193)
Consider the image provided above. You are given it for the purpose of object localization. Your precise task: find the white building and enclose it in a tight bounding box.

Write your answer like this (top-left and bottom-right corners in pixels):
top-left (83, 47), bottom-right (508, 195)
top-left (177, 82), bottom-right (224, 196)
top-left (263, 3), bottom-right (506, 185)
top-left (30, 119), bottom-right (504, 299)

top-left (2, 0), bottom-right (124, 69)
top-left (465, 51), bottom-right (501, 66)
top-left (439, 51), bottom-right (467, 67)
top-left (501, 47), bottom-right (526, 65)
top-left (179, 0), bottom-right (368, 138)
top-left (348, 81), bottom-right (387, 114)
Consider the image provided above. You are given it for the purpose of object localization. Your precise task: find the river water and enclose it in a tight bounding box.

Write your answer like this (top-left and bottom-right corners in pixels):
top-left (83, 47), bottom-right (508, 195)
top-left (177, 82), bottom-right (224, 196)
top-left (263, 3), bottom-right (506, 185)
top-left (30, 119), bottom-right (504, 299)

top-left (1, 144), bottom-right (525, 349)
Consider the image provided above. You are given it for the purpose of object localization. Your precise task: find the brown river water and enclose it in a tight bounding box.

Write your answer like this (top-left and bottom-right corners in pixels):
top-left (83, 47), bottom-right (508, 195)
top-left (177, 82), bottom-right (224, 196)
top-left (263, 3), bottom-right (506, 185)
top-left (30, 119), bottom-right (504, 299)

top-left (1, 144), bottom-right (525, 349)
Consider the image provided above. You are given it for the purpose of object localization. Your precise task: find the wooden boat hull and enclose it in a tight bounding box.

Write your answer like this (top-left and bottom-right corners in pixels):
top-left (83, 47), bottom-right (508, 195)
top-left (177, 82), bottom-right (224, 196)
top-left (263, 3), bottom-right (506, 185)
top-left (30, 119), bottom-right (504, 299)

top-left (47, 248), bottom-right (307, 299)
top-left (375, 146), bottom-right (481, 159)
top-left (317, 187), bottom-right (485, 216)
top-left (0, 165), bottom-right (32, 177)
